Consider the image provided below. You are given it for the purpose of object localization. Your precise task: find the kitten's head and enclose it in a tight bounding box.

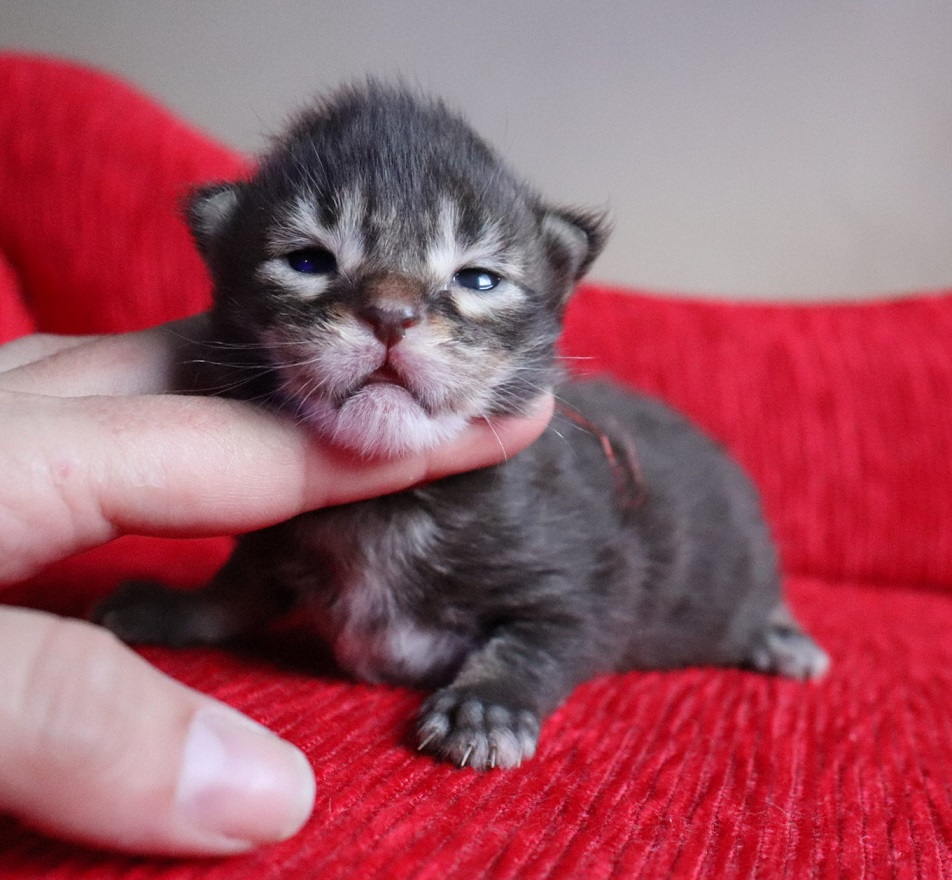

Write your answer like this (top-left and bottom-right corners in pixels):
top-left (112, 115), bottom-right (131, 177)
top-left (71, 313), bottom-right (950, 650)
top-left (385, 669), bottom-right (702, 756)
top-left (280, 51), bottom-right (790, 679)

top-left (188, 82), bottom-right (608, 457)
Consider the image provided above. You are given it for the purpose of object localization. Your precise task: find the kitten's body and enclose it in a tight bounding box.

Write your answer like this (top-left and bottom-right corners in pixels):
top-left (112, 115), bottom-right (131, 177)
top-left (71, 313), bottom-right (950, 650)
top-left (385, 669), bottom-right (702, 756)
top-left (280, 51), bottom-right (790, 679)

top-left (95, 84), bottom-right (828, 769)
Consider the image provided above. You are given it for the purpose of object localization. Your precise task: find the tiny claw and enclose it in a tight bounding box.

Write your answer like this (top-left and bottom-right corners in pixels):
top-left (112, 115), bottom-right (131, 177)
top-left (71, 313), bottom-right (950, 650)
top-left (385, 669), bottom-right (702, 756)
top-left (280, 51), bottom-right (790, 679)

top-left (417, 732), bottom-right (437, 752)
top-left (488, 746), bottom-right (498, 770)
top-left (460, 744), bottom-right (474, 768)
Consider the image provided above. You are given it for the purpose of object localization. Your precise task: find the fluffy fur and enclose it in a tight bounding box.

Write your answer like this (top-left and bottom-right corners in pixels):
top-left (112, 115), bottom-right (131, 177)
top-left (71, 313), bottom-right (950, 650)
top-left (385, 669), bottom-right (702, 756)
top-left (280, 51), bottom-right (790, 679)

top-left (94, 83), bottom-right (828, 769)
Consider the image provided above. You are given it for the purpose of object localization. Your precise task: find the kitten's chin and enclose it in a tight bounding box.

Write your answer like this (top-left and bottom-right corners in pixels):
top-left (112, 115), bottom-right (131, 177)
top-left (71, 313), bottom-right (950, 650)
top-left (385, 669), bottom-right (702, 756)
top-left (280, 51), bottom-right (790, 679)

top-left (301, 384), bottom-right (469, 458)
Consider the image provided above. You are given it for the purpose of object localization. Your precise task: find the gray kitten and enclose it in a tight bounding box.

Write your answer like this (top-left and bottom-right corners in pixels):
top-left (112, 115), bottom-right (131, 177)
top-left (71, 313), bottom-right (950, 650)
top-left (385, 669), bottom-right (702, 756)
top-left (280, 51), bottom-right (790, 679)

top-left (94, 83), bottom-right (828, 770)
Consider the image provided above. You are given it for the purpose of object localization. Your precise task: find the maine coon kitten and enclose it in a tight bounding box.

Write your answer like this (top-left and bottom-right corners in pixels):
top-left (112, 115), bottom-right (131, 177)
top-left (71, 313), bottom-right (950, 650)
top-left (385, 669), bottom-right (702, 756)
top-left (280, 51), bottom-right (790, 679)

top-left (94, 83), bottom-right (829, 770)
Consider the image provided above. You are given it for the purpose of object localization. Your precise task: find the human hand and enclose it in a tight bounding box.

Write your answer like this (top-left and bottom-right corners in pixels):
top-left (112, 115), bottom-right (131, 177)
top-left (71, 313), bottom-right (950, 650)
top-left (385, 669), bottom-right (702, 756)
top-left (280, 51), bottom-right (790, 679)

top-left (0, 318), bottom-right (553, 856)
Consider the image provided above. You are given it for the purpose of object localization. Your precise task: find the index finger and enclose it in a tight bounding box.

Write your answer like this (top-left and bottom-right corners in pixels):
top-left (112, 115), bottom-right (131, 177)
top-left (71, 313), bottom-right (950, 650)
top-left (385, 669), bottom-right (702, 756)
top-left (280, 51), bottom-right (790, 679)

top-left (0, 390), bottom-right (553, 586)
top-left (0, 316), bottom-right (211, 397)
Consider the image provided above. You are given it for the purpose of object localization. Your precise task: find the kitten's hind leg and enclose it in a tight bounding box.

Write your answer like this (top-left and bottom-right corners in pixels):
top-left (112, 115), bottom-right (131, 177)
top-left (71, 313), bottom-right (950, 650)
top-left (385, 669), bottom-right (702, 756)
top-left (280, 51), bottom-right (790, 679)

top-left (91, 540), bottom-right (293, 648)
top-left (747, 603), bottom-right (830, 681)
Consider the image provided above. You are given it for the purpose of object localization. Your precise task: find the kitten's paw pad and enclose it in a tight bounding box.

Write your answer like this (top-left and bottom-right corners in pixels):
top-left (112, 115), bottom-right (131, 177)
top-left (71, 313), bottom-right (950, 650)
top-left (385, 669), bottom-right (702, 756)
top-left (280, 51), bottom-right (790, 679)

top-left (417, 690), bottom-right (540, 770)
top-left (750, 622), bottom-right (830, 681)
top-left (91, 581), bottom-right (204, 647)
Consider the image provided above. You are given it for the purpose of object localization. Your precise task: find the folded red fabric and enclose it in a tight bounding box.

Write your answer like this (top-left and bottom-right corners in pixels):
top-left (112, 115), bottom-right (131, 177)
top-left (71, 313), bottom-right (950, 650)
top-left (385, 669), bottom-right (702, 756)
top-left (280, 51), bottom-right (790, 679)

top-left (1, 53), bottom-right (949, 879)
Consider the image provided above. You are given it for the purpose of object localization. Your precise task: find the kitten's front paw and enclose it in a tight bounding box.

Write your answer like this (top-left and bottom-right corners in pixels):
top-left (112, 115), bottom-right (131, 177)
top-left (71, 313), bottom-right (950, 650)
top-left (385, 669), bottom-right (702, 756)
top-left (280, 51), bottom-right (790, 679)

top-left (416, 688), bottom-right (540, 770)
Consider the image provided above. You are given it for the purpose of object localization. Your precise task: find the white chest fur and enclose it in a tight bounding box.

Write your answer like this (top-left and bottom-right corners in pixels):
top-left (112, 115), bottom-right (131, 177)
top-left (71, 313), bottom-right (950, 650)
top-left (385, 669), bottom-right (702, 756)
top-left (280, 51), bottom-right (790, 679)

top-left (330, 574), bottom-right (470, 686)
top-left (300, 505), bottom-right (471, 687)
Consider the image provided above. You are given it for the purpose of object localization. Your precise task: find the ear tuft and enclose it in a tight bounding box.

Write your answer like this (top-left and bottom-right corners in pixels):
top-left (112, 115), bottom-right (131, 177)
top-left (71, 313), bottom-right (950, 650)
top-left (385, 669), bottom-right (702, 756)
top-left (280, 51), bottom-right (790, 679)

top-left (185, 182), bottom-right (241, 256)
top-left (541, 207), bottom-right (611, 282)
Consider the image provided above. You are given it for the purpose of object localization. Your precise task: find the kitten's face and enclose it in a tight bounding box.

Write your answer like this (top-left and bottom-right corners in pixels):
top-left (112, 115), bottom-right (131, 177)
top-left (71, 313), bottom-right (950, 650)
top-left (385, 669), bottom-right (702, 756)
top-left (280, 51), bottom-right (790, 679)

top-left (189, 85), bottom-right (605, 457)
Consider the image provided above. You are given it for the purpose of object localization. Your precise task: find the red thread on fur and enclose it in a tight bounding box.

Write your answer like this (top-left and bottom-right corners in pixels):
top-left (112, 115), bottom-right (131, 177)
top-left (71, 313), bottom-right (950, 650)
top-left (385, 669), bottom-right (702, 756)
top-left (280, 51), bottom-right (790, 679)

top-left (555, 401), bottom-right (646, 511)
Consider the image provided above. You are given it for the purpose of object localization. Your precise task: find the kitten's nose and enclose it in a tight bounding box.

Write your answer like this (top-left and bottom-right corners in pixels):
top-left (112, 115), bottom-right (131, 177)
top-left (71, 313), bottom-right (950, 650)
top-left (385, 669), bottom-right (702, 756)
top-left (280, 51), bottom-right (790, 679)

top-left (358, 273), bottom-right (425, 346)
top-left (359, 302), bottom-right (422, 346)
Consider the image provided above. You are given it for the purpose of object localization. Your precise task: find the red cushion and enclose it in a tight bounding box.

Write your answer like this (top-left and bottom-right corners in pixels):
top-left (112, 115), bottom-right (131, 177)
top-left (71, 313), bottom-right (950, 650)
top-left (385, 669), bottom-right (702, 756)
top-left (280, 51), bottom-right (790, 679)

top-left (1, 53), bottom-right (950, 878)
top-left (562, 286), bottom-right (952, 588)
top-left (0, 53), bottom-right (246, 338)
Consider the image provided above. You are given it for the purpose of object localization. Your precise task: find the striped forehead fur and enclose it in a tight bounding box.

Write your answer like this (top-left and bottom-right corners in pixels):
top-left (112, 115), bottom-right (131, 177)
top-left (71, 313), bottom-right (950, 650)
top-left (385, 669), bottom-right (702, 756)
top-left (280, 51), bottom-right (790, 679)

top-left (256, 83), bottom-right (540, 250)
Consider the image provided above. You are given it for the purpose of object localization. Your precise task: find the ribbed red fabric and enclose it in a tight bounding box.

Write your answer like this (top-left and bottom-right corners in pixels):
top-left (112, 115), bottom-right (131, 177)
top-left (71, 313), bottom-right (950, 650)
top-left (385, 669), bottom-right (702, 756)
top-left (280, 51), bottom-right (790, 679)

top-left (1, 54), bottom-right (950, 878)
top-left (562, 287), bottom-right (952, 589)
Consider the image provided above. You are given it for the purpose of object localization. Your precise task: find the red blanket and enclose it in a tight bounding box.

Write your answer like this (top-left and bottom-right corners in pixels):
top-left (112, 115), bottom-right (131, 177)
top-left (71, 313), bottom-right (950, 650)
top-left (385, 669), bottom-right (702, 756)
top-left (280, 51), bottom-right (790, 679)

top-left (1, 54), bottom-right (950, 878)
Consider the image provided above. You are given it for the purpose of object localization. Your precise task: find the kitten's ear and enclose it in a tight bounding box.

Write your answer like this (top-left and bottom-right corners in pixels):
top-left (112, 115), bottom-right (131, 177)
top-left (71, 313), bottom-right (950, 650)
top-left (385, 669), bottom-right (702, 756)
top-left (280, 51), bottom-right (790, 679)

top-left (185, 182), bottom-right (242, 257)
top-left (541, 206), bottom-right (611, 284)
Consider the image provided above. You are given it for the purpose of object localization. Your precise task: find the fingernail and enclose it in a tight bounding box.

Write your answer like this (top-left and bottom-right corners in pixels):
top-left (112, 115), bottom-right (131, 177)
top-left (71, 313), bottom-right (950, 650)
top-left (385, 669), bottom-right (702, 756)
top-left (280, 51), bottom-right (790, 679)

top-left (176, 707), bottom-right (315, 848)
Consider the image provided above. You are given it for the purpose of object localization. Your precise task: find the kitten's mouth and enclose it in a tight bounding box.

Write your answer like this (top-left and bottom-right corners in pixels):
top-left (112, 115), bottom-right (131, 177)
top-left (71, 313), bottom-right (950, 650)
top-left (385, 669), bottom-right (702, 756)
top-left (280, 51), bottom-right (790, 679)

top-left (344, 364), bottom-right (437, 415)
top-left (282, 358), bottom-right (469, 456)
top-left (363, 364), bottom-right (405, 387)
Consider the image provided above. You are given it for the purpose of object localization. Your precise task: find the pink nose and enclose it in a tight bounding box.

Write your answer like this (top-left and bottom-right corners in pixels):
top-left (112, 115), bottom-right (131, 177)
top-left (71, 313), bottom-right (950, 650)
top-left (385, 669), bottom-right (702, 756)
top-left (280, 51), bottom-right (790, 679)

top-left (359, 302), bottom-right (422, 346)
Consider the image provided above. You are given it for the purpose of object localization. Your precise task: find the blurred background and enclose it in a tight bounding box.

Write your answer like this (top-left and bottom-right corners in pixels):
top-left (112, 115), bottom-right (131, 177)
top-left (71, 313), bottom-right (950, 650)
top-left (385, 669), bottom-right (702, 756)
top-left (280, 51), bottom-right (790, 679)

top-left (2, 1), bottom-right (951, 300)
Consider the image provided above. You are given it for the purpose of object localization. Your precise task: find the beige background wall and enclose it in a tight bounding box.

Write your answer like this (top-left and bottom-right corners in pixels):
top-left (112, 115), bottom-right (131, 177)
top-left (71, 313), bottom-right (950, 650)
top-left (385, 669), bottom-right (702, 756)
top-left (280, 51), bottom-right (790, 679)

top-left (2, 1), bottom-right (951, 300)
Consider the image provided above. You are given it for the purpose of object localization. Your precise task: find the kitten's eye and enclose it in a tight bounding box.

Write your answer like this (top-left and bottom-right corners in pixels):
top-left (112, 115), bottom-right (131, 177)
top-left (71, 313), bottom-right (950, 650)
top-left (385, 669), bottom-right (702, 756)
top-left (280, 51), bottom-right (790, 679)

top-left (453, 268), bottom-right (501, 292)
top-left (286, 247), bottom-right (338, 275)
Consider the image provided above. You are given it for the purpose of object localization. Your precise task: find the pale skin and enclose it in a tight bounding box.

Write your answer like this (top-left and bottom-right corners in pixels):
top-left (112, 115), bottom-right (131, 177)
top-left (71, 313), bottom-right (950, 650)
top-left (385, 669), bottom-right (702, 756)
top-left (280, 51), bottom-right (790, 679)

top-left (0, 317), bottom-right (553, 856)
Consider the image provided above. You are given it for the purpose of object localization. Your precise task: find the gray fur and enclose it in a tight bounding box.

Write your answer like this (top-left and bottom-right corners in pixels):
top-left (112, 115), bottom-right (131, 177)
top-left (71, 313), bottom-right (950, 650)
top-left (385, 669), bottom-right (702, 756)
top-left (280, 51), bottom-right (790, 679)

top-left (94, 82), bottom-right (828, 770)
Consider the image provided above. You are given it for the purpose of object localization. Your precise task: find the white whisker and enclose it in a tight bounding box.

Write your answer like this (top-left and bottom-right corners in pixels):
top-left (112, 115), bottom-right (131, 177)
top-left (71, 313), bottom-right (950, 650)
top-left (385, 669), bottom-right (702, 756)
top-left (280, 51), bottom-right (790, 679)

top-left (480, 416), bottom-right (509, 464)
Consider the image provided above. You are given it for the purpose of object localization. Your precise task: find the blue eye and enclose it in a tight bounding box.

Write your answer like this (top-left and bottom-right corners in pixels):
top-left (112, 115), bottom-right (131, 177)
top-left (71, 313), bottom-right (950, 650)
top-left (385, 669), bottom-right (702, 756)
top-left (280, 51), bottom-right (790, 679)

top-left (454, 268), bottom-right (501, 291)
top-left (286, 247), bottom-right (338, 275)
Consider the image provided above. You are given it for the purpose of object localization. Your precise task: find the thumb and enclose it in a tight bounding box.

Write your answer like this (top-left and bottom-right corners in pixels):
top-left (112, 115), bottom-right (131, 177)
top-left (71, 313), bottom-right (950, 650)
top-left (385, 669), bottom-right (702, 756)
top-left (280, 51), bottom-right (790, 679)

top-left (0, 607), bottom-right (315, 855)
